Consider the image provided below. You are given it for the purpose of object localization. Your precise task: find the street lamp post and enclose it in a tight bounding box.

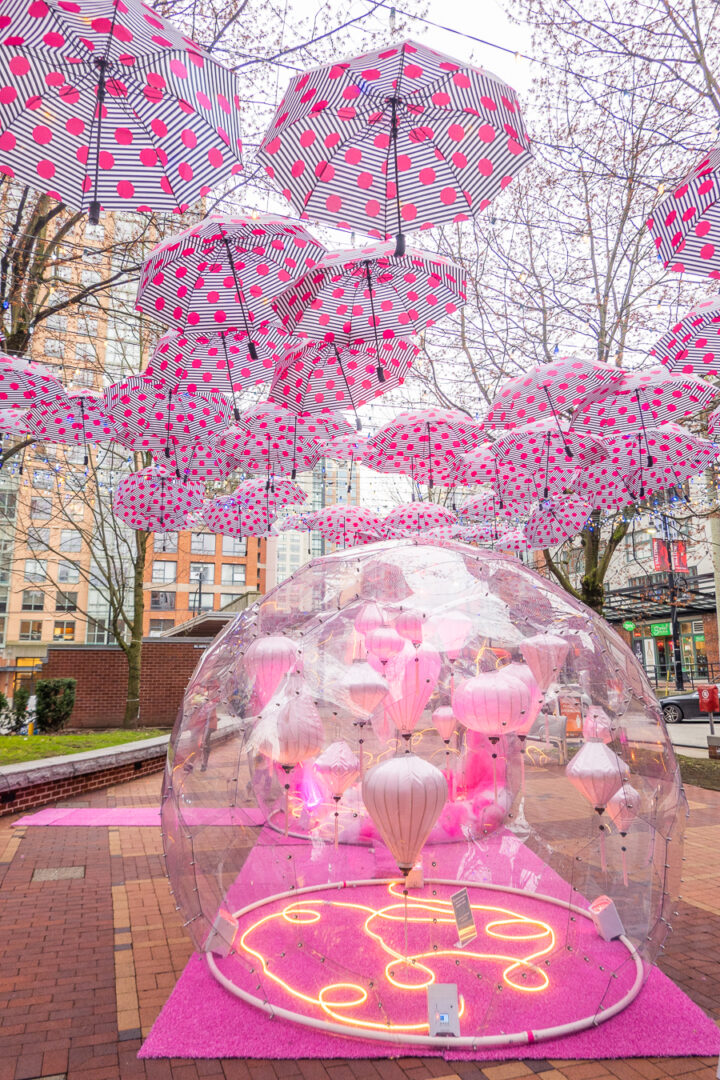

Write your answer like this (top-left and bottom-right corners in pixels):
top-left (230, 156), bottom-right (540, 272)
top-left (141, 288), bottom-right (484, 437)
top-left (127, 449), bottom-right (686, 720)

top-left (661, 511), bottom-right (684, 692)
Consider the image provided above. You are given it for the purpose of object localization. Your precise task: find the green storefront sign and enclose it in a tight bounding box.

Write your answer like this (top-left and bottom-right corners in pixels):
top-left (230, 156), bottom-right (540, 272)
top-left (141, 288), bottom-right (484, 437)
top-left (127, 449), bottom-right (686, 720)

top-left (622, 620), bottom-right (636, 632)
top-left (650, 621), bottom-right (672, 637)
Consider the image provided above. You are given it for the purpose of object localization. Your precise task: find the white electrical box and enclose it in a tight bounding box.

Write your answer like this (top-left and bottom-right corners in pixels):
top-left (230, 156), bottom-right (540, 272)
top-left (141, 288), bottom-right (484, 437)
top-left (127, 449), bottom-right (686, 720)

top-left (589, 895), bottom-right (625, 942)
top-left (427, 983), bottom-right (460, 1037)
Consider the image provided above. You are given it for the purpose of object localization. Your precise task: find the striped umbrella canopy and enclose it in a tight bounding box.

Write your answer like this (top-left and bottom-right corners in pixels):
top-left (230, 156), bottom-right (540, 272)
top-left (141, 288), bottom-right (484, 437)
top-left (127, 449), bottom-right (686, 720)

top-left (24, 390), bottom-right (119, 461)
top-left (160, 439), bottom-right (238, 482)
top-left (145, 324), bottom-right (290, 418)
top-left (570, 369), bottom-right (719, 446)
top-left (322, 432), bottom-right (368, 462)
top-left (647, 149), bottom-right (720, 278)
top-left (268, 337), bottom-right (418, 422)
top-left (233, 478), bottom-right (306, 512)
top-left (0, 0), bottom-right (243, 222)
top-left (275, 511), bottom-right (318, 533)
top-left (453, 446), bottom-right (569, 503)
top-left (104, 377), bottom-right (232, 455)
top-left (524, 497), bottom-right (593, 549)
top-left (0, 353), bottom-right (67, 410)
top-left (651, 297), bottom-right (720, 379)
top-left (491, 422), bottom-right (608, 497)
top-left (361, 446), bottom-right (457, 489)
top-left (112, 467), bottom-right (204, 531)
top-left (368, 406), bottom-right (484, 488)
top-left (457, 492), bottom-right (529, 522)
top-left (311, 504), bottom-right (383, 548)
top-left (495, 528), bottom-right (530, 553)
top-left (0, 410), bottom-right (29, 435)
top-left (383, 501), bottom-right (457, 538)
top-left (257, 38), bottom-right (531, 255)
top-left (484, 359), bottom-right (622, 430)
top-left (202, 495), bottom-right (274, 538)
top-left (272, 244), bottom-right (466, 369)
top-left (136, 215), bottom-right (325, 345)
top-left (216, 425), bottom-right (321, 480)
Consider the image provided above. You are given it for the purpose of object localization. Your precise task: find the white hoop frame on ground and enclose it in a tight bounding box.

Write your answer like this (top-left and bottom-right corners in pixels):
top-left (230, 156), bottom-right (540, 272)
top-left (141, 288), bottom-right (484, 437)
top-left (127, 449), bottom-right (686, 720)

top-left (206, 877), bottom-right (644, 1049)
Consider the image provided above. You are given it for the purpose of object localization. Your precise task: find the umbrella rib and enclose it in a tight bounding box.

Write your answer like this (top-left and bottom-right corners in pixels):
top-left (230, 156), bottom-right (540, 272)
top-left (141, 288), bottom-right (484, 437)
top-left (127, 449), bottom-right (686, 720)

top-left (220, 235), bottom-right (258, 359)
top-left (219, 332), bottom-right (241, 421)
top-left (332, 343), bottom-right (362, 429)
top-left (363, 262), bottom-right (385, 383)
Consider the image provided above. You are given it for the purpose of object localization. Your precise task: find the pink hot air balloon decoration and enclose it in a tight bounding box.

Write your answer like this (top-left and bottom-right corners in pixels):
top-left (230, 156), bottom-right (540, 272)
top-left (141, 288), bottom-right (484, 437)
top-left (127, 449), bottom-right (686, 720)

top-left (253, 685), bottom-right (324, 834)
top-left (366, 626), bottom-right (404, 666)
top-left (566, 742), bottom-right (630, 872)
top-left (384, 643), bottom-right (442, 742)
top-left (362, 753), bottom-right (448, 875)
top-left (394, 608), bottom-right (426, 649)
top-left (607, 783), bottom-right (640, 886)
top-left (520, 633), bottom-right (570, 691)
top-left (244, 635), bottom-right (299, 711)
top-left (583, 705), bottom-right (617, 744)
top-left (354, 602), bottom-right (384, 637)
top-left (432, 704), bottom-right (457, 782)
top-left (315, 741), bottom-right (361, 847)
top-left (341, 662), bottom-right (390, 776)
top-left (453, 667), bottom-right (536, 799)
top-left (499, 662), bottom-right (543, 792)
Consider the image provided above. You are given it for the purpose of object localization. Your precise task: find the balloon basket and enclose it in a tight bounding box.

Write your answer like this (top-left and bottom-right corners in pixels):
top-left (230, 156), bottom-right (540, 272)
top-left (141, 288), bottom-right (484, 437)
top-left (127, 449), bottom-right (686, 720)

top-left (207, 877), bottom-right (644, 1049)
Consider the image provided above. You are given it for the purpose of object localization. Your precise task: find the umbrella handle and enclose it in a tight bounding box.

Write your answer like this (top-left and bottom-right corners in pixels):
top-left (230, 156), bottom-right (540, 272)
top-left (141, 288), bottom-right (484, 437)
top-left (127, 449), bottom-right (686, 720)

top-left (389, 98), bottom-right (405, 258)
top-left (364, 262), bottom-right (385, 383)
top-left (88, 57), bottom-right (110, 225)
top-left (222, 235), bottom-right (258, 360)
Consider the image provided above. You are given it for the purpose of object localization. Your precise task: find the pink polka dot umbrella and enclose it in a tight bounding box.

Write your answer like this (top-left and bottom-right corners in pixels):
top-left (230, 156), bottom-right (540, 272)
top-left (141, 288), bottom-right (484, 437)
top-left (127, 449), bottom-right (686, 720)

top-left (145, 323), bottom-right (291, 419)
top-left (368, 406), bottom-right (484, 489)
top-left (112, 466), bottom-right (204, 531)
top-left (272, 244), bottom-right (466, 378)
top-left (268, 336), bottom-right (418, 425)
top-left (651, 297), bottom-right (720, 378)
top-left (310, 504), bottom-right (383, 548)
top-left (216, 423), bottom-right (321, 480)
top-left (0, 353), bottom-right (67, 410)
top-left (104, 376), bottom-right (232, 457)
top-left (382, 501), bottom-right (457, 538)
top-left (322, 431), bottom-right (368, 462)
top-left (233, 478), bottom-right (306, 514)
top-left (523, 497), bottom-right (593, 549)
top-left (257, 38), bottom-right (531, 256)
top-left (453, 446), bottom-right (568, 504)
top-left (136, 214), bottom-right (325, 348)
top-left (201, 496), bottom-right (275, 538)
top-left (647, 148), bottom-right (720, 278)
top-left (491, 421), bottom-right (608, 497)
top-left (484, 358), bottom-right (623, 430)
top-left (0, 0), bottom-right (243, 223)
top-left (157, 438), bottom-right (238, 482)
top-left (457, 492), bottom-right (530, 522)
top-left (23, 390), bottom-right (120, 463)
top-left (570, 369), bottom-right (719, 455)
top-left (495, 528), bottom-right (530, 553)
top-left (601, 424), bottom-right (715, 500)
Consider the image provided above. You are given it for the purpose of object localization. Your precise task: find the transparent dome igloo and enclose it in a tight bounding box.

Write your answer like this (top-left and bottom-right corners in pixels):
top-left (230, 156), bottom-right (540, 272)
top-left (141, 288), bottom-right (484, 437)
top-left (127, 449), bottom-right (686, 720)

top-left (162, 538), bottom-right (686, 1049)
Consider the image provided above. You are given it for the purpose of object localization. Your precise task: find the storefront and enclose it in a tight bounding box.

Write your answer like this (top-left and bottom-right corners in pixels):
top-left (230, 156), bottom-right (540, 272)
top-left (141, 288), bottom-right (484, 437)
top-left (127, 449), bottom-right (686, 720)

top-left (627, 619), bottom-right (708, 679)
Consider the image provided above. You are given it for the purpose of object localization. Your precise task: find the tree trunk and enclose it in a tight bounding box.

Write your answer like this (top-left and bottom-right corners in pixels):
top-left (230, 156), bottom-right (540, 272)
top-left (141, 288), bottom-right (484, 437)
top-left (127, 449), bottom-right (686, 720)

top-left (123, 530), bottom-right (148, 728)
top-left (3, 327), bottom-right (31, 355)
top-left (580, 511), bottom-right (604, 613)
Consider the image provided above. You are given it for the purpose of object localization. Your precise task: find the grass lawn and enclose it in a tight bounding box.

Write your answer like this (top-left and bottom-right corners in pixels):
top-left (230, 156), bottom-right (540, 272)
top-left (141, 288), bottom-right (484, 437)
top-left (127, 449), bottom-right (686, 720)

top-left (677, 753), bottom-right (720, 793)
top-left (0, 729), bottom-right (170, 766)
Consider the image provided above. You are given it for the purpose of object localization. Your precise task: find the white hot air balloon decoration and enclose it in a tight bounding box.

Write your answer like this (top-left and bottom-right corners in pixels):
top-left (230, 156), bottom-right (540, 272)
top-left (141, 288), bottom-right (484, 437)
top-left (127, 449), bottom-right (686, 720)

top-left (244, 635), bottom-right (299, 710)
top-left (362, 753), bottom-right (447, 876)
top-left (607, 783), bottom-right (640, 886)
top-left (394, 608), bottom-right (426, 649)
top-left (315, 741), bottom-right (361, 847)
top-left (432, 705), bottom-right (457, 775)
top-left (566, 742), bottom-right (630, 872)
top-left (340, 662), bottom-right (389, 777)
top-left (520, 633), bottom-right (570, 691)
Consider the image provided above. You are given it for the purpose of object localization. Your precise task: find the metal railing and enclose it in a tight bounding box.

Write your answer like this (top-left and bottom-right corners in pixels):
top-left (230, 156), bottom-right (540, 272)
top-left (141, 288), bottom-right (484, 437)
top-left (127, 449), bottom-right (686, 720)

top-left (642, 662), bottom-right (720, 695)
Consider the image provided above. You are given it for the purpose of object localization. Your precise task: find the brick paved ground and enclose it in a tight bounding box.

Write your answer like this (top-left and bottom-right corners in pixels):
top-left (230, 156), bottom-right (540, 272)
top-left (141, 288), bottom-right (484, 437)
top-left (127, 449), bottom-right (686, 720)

top-left (0, 774), bottom-right (718, 1080)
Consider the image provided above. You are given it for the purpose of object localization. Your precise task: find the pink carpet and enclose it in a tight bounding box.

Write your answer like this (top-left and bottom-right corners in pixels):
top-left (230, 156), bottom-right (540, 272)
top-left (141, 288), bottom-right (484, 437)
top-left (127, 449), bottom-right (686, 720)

top-left (14, 806), bottom-right (264, 827)
top-left (139, 826), bottom-right (720, 1060)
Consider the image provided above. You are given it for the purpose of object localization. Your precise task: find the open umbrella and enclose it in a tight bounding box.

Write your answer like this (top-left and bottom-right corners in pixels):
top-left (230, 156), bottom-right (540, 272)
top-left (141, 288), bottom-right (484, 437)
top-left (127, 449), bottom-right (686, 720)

top-left (0, 353), bottom-right (67, 410)
top-left (492, 422), bottom-right (608, 483)
top-left (161, 439), bottom-right (238, 483)
top-left (453, 447), bottom-right (569, 504)
top-left (23, 390), bottom-right (119, 463)
top-left (112, 466), bottom-right (204, 531)
top-left (311, 504), bottom-right (383, 548)
top-left (269, 337), bottom-right (417, 424)
top-left (369, 406), bottom-right (484, 488)
top-left (651, 297), bottom-right (720, 379)
top-left (383, 501), bottom-right (457, 537)
top-left (104, 377), bottom-right (232, 455)
top-left (136, 215), bottom-right (325, 351)
top-left (495, 528), bottom-right (529, 552)
top-left (647, 149), bottom-right (720, 278)
top-left (484, 358), bottom-right (622, 430)
top-left (524, 497), bottom-right (592, 549)
top-left (234, 477), bottom-right (306, 513)
top-left (201, 495), bottom-right (275, 538)
top-left (217, 424), bottom-right (321, 480)
top-left (258, 38), bottom-right (531, 256)
top-left (0, 0), bottom-right (243, 222)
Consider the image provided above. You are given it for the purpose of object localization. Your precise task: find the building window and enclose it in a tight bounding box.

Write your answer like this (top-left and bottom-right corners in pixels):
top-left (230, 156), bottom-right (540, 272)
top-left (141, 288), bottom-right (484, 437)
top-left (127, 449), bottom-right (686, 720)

top-left (191, 532), bottom-right (216, 555)
top-left (66, 500), bottom-right (84, 521)
top-left (30, 497), bottom-right (51, 518)
top-left (46, 313), bottom-right (67, 332)
top-left (0, 541), bottom-right (10, 586)
top-left (0, 587), bottom-right (8, 613)
top-left (21, 589), bottom-right (44, 611)
top-left (33, 469), bottom-right (54, 490)
top-left (60, 529), bottom-right (82, 552)
top-left (190, 591), bottom-right (214, 612)
top-left (221, 563), bottom-right (246, 586)
top-left (45, 338), bottom-right (65, 358)
top-left (149, 619), bottom-right (174, 635)
top-left (222, 535), bottom-right (247, 557)
top-left (19, 620), bottom-right (43, 641)
top-left (189, 562), bottom-right (214, 584)
top-left (86, 618), bottom-right (107, 644)
top-left (53, 620), bottom-right (75, 641)
top-left (152, 560), bottom-right (177, 584)
top-left (24, 559), bottom-right (47, 583)
top-left (57, 561), bottom-right (80, 584)
top-left (150, 591), bottom-right (175, 610)
top-left (154, 531), bottom-right (178, 553)
top-left (27, 527), bottom-right (50, 550)
top-left (77, 316), bottom-right (98, 337)
top-left (0, 491), bottom-right (17, 518)
top-left (56, 591), bottom-right (78, 612)
top-left (220, 593), bottom-right (244, 608)
top-left (64, 446), bottom-right (85, 466)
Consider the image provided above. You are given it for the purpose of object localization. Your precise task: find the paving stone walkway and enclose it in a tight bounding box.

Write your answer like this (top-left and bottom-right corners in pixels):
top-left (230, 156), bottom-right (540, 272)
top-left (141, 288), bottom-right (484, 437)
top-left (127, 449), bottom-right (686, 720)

top-left (0, 774), bottom-right (718, 1080)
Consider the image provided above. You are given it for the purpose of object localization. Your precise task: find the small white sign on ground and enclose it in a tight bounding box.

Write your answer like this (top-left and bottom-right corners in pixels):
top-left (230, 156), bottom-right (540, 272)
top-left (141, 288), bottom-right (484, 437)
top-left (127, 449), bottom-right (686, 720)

top-left (450, 886), bottom-right (477, 948)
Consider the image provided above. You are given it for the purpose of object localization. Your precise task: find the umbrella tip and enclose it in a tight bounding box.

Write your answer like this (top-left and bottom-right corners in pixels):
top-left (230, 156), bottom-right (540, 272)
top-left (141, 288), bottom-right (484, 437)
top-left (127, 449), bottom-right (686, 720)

top-left (88, 201), bottom-right (101, 226)
top-left (356, 418), bottom-right (362, 431)
top-left (376, 365), bottom-right (386, 384)
top-left (393, 232), bottom-right (406, 258)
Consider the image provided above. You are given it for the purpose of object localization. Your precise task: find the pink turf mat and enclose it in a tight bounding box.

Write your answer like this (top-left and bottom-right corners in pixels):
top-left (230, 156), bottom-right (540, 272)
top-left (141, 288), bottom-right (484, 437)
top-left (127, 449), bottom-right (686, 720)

top-left (138, 953), bottom-right (720, 1060)
top-left (14, 806), bottom-right (264, 827)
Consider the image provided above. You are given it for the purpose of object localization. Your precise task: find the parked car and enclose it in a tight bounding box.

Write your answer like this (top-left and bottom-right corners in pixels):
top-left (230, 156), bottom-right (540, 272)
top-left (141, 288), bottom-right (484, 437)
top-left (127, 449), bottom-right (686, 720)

top-left (659, 690), bottom-right (703, 723)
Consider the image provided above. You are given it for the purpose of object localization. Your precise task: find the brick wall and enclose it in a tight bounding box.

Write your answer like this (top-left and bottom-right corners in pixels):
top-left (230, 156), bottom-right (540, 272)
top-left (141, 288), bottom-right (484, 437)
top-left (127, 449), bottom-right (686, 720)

top-left (38, 640), bottom-right (208, 728)
top-left (0, 752), bottom-right (165, 816)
